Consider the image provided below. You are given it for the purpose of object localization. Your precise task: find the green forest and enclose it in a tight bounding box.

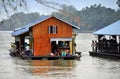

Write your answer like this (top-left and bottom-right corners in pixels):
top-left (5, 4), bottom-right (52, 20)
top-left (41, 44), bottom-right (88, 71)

top-left (52, 4), bottom-right (120, 32)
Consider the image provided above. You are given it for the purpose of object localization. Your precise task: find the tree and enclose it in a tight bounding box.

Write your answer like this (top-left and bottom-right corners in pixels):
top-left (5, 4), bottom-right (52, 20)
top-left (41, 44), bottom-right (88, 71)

top-left (0, 0), bottom-right (28, 21)
top-left (0, 0), bottom-right (62, 21)
top-left (117, 0), bottom-right (120, 7)
top-left (52, 4), bottom-right (120, 32)
top-left (52, 4), bottom-right (80, 26)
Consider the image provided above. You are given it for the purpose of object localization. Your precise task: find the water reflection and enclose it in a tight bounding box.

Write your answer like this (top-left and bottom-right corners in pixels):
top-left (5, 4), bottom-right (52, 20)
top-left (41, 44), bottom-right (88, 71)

top-left (12, 60), bottom-right (77, 79)
top-left (29, 60), bottom-right (75, 75)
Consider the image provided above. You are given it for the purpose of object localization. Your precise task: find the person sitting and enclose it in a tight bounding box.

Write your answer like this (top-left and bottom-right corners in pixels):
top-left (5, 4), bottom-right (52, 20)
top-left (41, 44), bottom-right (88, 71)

top-left (66, 49), bottom-right (70, 56)
top-left (61, 51), bottom-right (66, 56)
top-left (20, 50), bottom-right (32, 57)
top-left (49, 52), bottom-right (54, 56)
top-left (20, 45), bottom-right (32, 57)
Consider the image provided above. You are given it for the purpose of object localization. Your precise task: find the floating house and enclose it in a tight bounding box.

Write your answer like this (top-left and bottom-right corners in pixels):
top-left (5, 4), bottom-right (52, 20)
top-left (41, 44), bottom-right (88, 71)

top-left (12, 16), bottom-right (80, 59)
top-left (89, 20), bottom-right (120, 59)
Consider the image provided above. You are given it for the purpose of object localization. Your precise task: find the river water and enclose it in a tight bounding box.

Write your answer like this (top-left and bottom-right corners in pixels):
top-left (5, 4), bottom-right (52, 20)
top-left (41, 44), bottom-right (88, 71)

top-left (0, 32), bottom-right (120, 79)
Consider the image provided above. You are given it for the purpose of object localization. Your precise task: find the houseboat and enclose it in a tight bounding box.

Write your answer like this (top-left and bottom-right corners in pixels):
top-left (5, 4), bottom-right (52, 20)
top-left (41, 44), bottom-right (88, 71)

top-left (89, 20), bottom-right (120, 59)
top-left (10, 16), bottom-right (81, 60)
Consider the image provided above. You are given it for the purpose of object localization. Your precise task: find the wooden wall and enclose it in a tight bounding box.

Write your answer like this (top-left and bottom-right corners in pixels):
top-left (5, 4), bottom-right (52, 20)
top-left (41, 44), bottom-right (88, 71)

top-left (32, 17), bottom-right (72, 56)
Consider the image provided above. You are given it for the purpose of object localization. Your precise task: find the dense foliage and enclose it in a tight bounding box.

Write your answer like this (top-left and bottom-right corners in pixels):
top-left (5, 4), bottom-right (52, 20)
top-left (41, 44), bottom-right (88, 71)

top-left (117, 0), bottom-right (120, 7)
top-left (52, 4), bottom-right (120, 32)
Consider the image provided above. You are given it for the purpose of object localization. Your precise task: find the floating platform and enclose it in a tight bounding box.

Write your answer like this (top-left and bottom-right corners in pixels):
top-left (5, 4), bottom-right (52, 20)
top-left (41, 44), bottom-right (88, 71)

top-left (21, 55), bottom-right (80, 60)
top-left (9, 51), bottom-right (81, 60)
top-left (89, 51), bottom-right (120, 60)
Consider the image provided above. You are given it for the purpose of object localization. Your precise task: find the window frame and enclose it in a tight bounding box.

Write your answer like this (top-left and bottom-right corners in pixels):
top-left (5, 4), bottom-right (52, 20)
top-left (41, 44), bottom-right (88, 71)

top-left (48, 25), bottom-right (57, 34)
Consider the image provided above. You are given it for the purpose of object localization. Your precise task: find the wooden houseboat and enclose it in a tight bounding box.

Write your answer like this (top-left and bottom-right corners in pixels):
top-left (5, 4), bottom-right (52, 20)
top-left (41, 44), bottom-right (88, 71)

top-left (11, 16), bottom-right (81, 60)
top-left (89, 20), bottom-right (120, 59)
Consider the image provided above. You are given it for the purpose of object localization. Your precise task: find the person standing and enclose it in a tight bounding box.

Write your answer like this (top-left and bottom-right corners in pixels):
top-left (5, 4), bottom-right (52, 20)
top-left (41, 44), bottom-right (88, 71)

top-left (91, 40), bottom-right (95, 52)
top-left (91, 40), bottom-right (97, 52)
top-left (118, 42), bottom-right (120, 53)
top-left (94, 41), bottom-right (98, 52)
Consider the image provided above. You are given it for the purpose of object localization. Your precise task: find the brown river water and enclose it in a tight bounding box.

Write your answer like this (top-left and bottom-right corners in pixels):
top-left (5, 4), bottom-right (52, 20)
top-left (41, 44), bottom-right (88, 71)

top-left (0, 31), bottom-right (120, 79)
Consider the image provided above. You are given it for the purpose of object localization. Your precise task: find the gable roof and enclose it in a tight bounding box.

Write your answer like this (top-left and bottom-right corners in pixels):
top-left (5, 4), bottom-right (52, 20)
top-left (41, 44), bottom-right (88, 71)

top-left (94, 20), bottom-right (120, 35)
top-left (12, 16), bottom-right (80, 36)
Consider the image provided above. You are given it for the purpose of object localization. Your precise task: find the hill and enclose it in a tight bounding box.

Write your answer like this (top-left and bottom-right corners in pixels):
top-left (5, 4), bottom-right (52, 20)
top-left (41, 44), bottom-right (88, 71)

top-left (0, 12), bottom-right (40, 30)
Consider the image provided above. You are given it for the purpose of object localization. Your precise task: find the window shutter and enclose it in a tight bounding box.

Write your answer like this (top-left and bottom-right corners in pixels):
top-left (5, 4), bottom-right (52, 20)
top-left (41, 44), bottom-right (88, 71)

top-left (53, 26), bottom-right (57, 34)
top-left (48, 26), bottom-right (50, 34)
top-left (48, 26), bottom-right (51, 34)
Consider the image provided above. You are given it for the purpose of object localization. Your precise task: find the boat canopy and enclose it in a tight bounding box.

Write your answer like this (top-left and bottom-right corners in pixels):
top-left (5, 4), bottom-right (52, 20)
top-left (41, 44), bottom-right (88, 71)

top-left (94, 20), bottom-right (120, 35)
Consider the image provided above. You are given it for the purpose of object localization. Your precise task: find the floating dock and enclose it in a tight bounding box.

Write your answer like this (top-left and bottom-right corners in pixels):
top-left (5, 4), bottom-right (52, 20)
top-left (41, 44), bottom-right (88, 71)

top-left (89, 51), bottom-right (120, 60)
top-left (21, 55), bottom-right (80, 60)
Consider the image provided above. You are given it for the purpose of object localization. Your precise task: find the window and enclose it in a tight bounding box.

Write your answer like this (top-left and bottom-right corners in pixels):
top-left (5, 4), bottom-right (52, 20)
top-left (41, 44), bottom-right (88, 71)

top-left (48, 26), bottom-right (57, 34)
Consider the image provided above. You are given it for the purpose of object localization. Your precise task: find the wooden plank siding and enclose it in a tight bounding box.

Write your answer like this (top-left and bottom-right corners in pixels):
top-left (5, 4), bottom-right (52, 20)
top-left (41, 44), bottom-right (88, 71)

top-left (31, 17), bottom-right (72, 56)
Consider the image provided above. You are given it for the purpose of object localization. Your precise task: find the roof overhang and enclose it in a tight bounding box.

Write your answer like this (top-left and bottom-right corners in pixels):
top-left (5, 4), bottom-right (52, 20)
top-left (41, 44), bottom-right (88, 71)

top-left (93, 20), bottom-right (120, 36)
top-left (12, 27), bottom-right (29, 36)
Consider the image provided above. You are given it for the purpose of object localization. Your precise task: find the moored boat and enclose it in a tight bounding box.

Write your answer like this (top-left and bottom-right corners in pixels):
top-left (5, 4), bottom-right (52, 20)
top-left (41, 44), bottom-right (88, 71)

top-left (10, 16), bottom-right (81, 60)
top-left (89, 20), bottom-right (120, 59)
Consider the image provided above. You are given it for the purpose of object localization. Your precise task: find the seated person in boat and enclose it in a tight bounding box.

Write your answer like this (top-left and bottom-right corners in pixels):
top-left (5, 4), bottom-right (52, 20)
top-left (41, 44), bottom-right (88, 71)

top-left (61, 49), bottom-right (71, 56)
top-left (50, 49), bottom-right (60, 56)
top-left (66, 49), bottom-right (70, 56)
top-left (50, 45), bottom-right (60, 56)
top-left (20, 46), bottom-right (32, 57)
top-left (61, 51), bottom-right (66, 56)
